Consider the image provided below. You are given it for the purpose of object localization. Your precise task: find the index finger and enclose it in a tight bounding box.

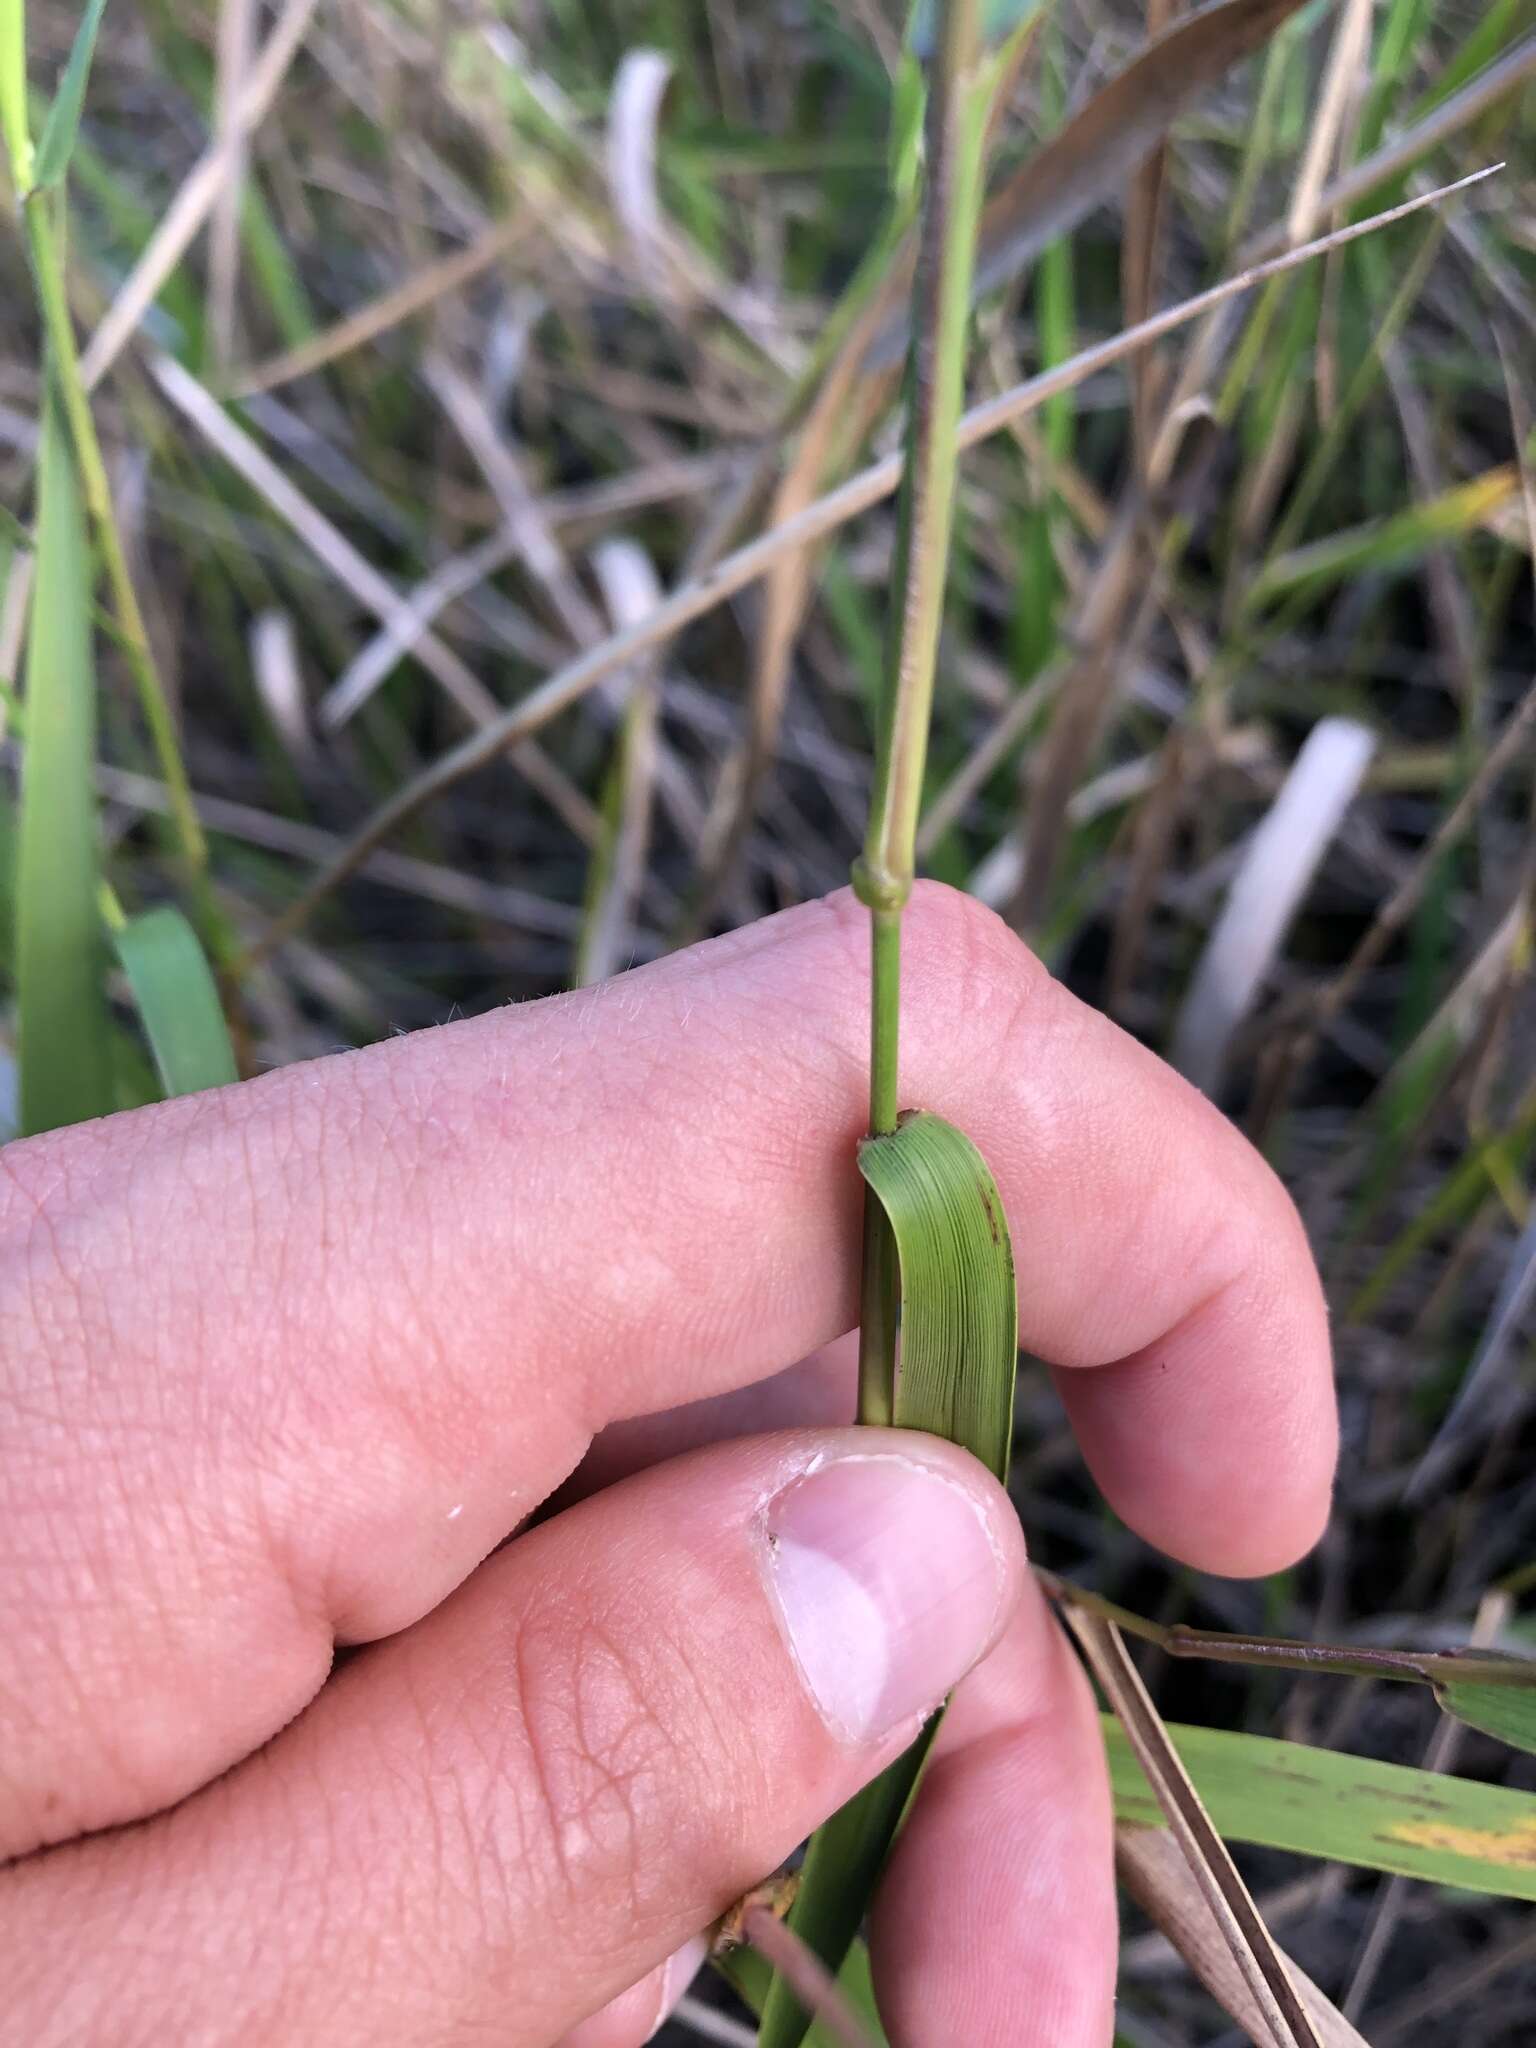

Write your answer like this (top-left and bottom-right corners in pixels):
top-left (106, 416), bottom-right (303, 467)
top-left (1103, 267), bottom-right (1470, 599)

top-left (0, 883), bottom-right (1333, 1852)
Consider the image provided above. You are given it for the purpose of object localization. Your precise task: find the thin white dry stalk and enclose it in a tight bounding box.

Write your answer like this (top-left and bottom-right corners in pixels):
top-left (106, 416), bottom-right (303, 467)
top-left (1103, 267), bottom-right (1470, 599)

top-left (245, 167), bottom-right (1500, 961)
top-left (673, 1997), bottom-right (758, 2048)
top-left (207, 0), bottom-right (259, 373)
top-left (325, 526), bottom-right (527, 725)
top-left (1246, 36), bottom-right (1533, 263)
top-left (1171, 715), bottom-right (1377, 1095)
top-left (230, 218), bottom-right (529, 399)
top-left (80, 0), bottom-right (323, 391)
top-left (606, 49), bottom-right (678, 288)
top-left (249, 609), bottom-right (311, 759)
top-left (147, 351), bottom-right (600, 845)
top-left (915, 657), bottom-right (1066, 855)
top-left (1285, 0), bottom-right (1374, 247)
top-left (423, 355), bottom-right (604, 653)
top-left (1065, 1607), bottom-right (1324, 2048)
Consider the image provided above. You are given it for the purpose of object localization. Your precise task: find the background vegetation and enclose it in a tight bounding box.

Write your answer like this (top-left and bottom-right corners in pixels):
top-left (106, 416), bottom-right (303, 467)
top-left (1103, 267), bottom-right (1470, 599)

top-left (2, 0), bottom-right (1534, 2038)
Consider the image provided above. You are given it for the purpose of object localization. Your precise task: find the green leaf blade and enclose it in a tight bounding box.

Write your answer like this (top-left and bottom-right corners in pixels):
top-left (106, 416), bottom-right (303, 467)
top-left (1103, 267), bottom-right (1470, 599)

top-left (0, 0), bottom-right (32, 187)
top-left (1106, 1718), bottom-right (1536, 1901)
top-left (759, 1111), bottom-right (1018, 2048)
top-left (1436, 1679), bottom-right (1536, 1757)
top-left (33, 0), bottom-right (109, 189)
top-left (862, 1109), bottom-right (1019, 1479)
top-left (113, 904), bottom-right (237, 1099)
top-left (16, 403), bottom-right (112, 1137)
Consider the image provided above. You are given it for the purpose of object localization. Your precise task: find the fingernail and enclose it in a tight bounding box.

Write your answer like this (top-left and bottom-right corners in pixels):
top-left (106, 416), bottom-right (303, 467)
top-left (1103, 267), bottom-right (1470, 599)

top-left (765, 1453), bottom-right (1010, 1744)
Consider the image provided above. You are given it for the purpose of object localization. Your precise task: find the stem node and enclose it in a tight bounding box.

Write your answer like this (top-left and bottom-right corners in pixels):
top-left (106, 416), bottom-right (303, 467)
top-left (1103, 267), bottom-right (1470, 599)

top-left (850, 856), bottom-right (911, 915)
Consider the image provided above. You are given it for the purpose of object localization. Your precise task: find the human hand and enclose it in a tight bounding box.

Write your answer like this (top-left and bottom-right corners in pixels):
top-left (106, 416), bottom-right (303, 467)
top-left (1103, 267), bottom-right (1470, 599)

top-left (0, 885), bottom-right (1335, 2046)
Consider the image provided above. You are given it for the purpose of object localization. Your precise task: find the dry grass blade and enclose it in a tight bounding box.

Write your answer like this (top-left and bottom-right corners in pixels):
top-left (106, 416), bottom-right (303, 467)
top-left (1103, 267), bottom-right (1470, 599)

top-left (80, 0), bottom-right (322, 390)
top-left (1123, 0), bottom-right (1180, 467)
top-left (229, 219), bottom-right (528, 399)
top-left (422, 354), bottom-right (603, 654)
top-left (148, 351), bottom-right (599, 845)
top-left (244, 168), bottom-right (1498, 961)
top-left (324, 527), bottom-right (529, 724)
top-left (1108, 728), bottom-right (1194, 1010)
top-left (1117, 1827), bottom-right (1369, 2047)
top-left (1171, 717), bottom-right (1376, 1095)
top-left (1286, 0), bottom-right (1373, 245)
top-left (961, 0), bottom-right (1311, 324)
top-left (1011, 506), bottom-right (1159, 930)
top-left (684, 288), bottom-right (898, 935)
top-left (207, 0), bottom-right (258, 373)
top-left (1245, 32), bottom-right (1535, 263)
top-left (1065, 1607), bottom-right (1325, 2048)
top-left (741, 1907), bottom-right (878, 2048)
top-left (249, 608), bottom-right (310, 759)
top-left (915, 655), bottom-right (1064, 855)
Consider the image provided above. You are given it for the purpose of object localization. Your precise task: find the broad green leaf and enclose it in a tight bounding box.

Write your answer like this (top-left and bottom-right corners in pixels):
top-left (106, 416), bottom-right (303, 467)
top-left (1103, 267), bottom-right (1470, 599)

top-left (1436, 1681), bottom-right (1536, 1758)
top-left (759, 1112), bottom-right (1017, 2048)
top-left (33, 0), bottom-right (108, 188)
top-left (0, 0), bottom-right (31, 186)
top-left (16, 403), bottom-right (112, 1137)
top-left (113, 904), bottom-right (237, 1098)
top-left (1106, 1718), bottom-right (1536, 1901)
top-left (865, 1109), bottom-right (1019, 1473)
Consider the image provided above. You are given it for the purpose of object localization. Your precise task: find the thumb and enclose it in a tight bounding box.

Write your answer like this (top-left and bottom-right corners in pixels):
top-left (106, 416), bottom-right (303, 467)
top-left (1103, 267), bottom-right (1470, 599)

top-left (4, 1429), bottom-right (1023, 2048)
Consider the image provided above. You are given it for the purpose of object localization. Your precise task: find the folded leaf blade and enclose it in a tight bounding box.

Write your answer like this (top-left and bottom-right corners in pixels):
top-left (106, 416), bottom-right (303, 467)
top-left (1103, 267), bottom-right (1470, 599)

top-left (862, 1109), bottom-right (1019, 1475)
top-left (758, 1111), bottom-right (1017, 2048)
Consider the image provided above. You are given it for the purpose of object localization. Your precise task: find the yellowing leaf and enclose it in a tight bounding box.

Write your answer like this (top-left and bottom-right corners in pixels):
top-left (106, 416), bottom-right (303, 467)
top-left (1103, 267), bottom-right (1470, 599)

top-left (1106, 1718), bottom-right (1536, 1902)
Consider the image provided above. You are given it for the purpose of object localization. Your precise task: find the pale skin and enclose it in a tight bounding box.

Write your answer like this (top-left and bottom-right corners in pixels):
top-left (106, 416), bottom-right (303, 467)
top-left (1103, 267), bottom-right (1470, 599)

top-left (0, 884), bottom-right (1336, 2047)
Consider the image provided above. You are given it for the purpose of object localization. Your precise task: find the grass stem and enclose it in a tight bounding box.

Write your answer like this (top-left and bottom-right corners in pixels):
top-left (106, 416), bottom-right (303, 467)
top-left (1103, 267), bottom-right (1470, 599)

top-left (23, 192), bottom-right (208, 883)
top-left (853, 0), bottom-right (989, 1422)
